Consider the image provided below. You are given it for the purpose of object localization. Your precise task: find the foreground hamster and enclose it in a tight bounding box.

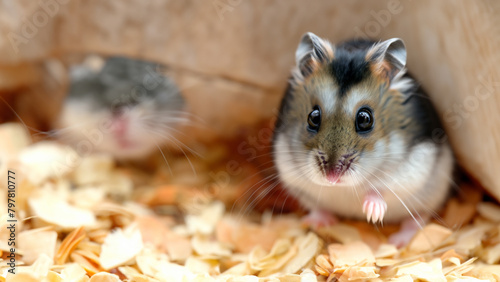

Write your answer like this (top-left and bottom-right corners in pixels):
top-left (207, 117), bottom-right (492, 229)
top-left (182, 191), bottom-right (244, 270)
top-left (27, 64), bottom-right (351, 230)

top-left (272, 32), bottom-right (453, 245)
top-left (56, 56), bottom-right (186, 160)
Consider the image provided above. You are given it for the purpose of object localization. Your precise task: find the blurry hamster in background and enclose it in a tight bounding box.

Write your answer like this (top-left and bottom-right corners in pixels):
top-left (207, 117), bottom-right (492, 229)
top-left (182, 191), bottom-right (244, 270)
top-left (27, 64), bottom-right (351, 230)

top-left (56, 55), bottom-right (187, 160)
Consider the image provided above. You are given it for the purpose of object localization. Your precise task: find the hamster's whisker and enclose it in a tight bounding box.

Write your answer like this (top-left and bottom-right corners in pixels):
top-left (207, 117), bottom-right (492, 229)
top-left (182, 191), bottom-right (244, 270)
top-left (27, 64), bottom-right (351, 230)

top-left (32, 121), bottom-right (96, 139)
top-left (257, 138), bottom-right (308, 149)
top-left (367, 165), bottom-right (447, 225)
top-left (141, 115), bottom-right (191, 124)
top-left (143, 121), bottom-right (189, 140)
top-left (361, 153), bottom-right (409, 159)
top-left (276, 188), bottom-right (294, 216)
top-left (148, 129), bottom-right (201, 158)
top-left (233, 159), bottom-right (311, 213)
top-left (141, 111), bottom-right (208, 128)
top-left (232, 172), bottom-right (281, 212)
top-left (347, 166), bottom-right (363, 205)
top-left (152, 131), bottom-right (198, 177)
top-left (355, 167), bottom-right (385, 200)
top-left (235, 159), bottom-right (314, 219)
top-left (147, 130), bottom-right (200, 180)
top-left (233, 173), bottom-right (281, 220)
top-left (238, 180), bottom-right (281, 220)
top-left (232, 166), bottom-right (279, 189)
top-left (0, 96), bottom-right (35, 143)
top-left (366, 165), bottom-right (433, 213)
top-left (250, 149), bottom-right (313, 160)
top-left (155, 142), bottom-right (173, 176)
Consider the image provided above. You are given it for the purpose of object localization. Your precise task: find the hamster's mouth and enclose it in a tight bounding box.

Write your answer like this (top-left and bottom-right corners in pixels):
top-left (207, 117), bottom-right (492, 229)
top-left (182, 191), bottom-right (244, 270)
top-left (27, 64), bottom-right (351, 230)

top-left (316, 155), bottom-right (354, 185)
top-left (116, 137), bottom-right (138, 149)
top-left (325, 165), bottom-right (349, 185)
top-left (326, 171), bottom-right (342, 184)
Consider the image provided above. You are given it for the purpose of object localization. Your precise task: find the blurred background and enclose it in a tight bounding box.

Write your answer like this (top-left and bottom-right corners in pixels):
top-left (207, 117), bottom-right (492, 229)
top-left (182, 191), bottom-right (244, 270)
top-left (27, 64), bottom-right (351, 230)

top-left (0, 0), bottom-right (499, 202)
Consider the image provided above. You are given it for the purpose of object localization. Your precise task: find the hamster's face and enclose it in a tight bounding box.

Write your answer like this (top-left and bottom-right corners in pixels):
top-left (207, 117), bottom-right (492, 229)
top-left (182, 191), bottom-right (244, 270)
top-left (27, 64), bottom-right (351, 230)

top-left (57, 58), bottom-right (186, 160)
top-left (274, 33), bottom-right (413, 187)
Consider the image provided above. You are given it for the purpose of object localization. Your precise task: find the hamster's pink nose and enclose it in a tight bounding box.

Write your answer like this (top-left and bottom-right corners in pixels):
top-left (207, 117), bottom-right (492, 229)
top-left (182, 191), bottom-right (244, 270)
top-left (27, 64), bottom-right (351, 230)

top-left (110, 117), bottom-right (129, 139)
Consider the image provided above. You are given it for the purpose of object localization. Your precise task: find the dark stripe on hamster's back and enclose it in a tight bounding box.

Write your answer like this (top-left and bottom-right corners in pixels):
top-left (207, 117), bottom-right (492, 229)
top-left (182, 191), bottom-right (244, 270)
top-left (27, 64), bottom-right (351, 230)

top-left (404, 83), bottom-right (445, 145)
top-left (330, 39), bottom-right (375, 96)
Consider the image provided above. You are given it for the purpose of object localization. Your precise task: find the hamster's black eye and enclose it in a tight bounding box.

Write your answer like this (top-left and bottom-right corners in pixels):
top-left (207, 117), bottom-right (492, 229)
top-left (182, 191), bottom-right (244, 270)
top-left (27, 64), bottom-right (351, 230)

top-left (355, 107), bottom-right (374, 133)
top-left (307, 106), bottom-right (321, 132)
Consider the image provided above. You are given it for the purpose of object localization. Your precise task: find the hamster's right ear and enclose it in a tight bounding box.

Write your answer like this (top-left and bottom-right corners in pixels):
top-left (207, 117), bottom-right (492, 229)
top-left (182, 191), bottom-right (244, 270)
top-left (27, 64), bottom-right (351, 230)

top-left (295, 32), bottom-right (334, 77)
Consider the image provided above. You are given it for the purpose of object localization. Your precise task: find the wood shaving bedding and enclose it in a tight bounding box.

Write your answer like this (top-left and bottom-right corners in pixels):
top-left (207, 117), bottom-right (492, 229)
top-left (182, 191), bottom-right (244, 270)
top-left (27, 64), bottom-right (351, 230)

top-left (0, 123), bottom-right (499, 282)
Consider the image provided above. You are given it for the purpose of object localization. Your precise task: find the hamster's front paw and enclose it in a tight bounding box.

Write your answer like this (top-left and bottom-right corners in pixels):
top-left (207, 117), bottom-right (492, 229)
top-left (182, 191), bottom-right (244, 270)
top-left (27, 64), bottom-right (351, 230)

top-left (363, 192), bottom-right (387, 224)
top-left (302, 209), bottom-right (338, 229)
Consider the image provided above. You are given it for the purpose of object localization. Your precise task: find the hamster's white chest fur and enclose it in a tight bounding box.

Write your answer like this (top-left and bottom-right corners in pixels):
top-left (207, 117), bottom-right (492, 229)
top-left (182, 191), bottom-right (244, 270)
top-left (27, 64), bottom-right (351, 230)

top-left (274, 133), bottom-right (453, 223)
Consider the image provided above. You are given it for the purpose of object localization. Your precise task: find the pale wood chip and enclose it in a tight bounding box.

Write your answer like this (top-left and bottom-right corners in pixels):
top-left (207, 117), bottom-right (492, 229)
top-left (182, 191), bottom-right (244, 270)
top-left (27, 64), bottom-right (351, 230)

top-left (443, 198), bottom-right (476, 228)
top-left (55, 226), bottom-right (87, 265)
top-left (395, 258), bottom-right (446, 282)
top-left (299, 269), bottom-right (318, 282)
top-left (317, 223), bottom-right (361, 244)
top-left (222, 262), bottom-right (252, 276)
top-left (6, 254), bottom-right (52, 281)
top-left (374, 244), bottom-right (398, 258)
top-left (88, 272), bottom-right (121, 282)
top-left (29, 194), bottom-right (96, 230)
top-left (59, 263), bottom-right (89, 281)
top-left (192, 234), bottom-right (232, 259)
top-left (73, 249), bottom-right (101, 267)
top-left (0, 123), bottom-right (31, 159)
top-left (186, 201), bottom-right (225, 235)
top-left (185, 257), bottom-right (220, 275)
top-left (315, 254), bottom-right (333, 276)
top-left (277, 232), bottom-right (321, 275)
top-left (18, 228), bottom-right (57, 264)
top-left (338, 266), bottom-right (379, 281)
top-left (118, 266), bottom-right (160, 282)
top-left (164, 232), bottom-right (193, 262)
top-left (406, 224), bottom-right (452, 254)
top-left (19, 142), bottom-right (79, 185)
top-left (477, 202), bottom-right (500, 223)
top-left (455, 224), bottom-right (492, 254)
top-left (70, 252), bottom-right (101, 276)
top-left (463, 263), bottom-right (500, 281)
top-left (71, 155), bottom-right (114, 186)
top-left (99, 224), bottom-right (143, 270)
top-left (248, 238), bottom-right (292, 271)
top-left (328, 241), bottom-right (375, 268)
top-left (480, 243), bottom-right (500, 264)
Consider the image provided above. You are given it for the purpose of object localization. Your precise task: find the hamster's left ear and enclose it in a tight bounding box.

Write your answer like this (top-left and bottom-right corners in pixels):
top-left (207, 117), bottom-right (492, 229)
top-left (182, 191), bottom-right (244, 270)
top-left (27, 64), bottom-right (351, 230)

top-left (366, 38), bottom-right (406, 81)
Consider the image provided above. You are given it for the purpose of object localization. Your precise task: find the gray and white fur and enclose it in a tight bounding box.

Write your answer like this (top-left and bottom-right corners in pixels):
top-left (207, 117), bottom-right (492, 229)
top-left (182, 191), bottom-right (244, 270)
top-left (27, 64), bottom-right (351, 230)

top-left (272, 33), bottom-right (453, 228)
top-left (56, 56), bottom-right (186, 160)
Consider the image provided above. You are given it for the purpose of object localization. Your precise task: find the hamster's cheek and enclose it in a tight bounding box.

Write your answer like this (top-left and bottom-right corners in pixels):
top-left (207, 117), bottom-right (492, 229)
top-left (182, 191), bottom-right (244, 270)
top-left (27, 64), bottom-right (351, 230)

top-left (57, 103), bottom-right (111, 151)
top-left (356, 138), bottom-right (389, 177)
top-left (356, 134), bottom-right (406, 178)
top-left (306, 151), bottom-right (330, 186)
top-left (274, 133), bottom-right (316, 185)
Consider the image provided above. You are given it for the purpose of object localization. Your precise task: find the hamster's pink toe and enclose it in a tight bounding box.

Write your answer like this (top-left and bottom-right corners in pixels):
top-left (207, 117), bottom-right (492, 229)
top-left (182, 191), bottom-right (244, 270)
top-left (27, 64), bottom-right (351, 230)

top-left (388, 218), bottom-right (422, 248)
top-left (302, 209), bottom-right (338, 229)
top-left (363, 193), bottom-right (387, 223)
top-left (388, 229), bottom-right (416, 248)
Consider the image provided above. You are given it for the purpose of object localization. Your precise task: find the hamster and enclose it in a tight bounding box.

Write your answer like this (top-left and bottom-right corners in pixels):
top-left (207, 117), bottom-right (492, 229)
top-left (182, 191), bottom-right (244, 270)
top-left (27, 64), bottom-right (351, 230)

top-left (56, 56), bottom-right (186, 160)
top-left (273, 32), bottom-right (453, 244)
